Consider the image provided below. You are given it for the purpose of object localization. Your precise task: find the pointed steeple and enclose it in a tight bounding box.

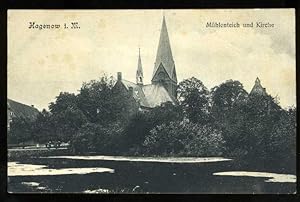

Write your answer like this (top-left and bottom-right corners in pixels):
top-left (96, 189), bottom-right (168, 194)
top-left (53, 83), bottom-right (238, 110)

top-left (136, 48), bottom-right (143, 85)
top-left (250, 77), bottom-right (267, 96)
top-left (152, 15), bottom-right (177, 83)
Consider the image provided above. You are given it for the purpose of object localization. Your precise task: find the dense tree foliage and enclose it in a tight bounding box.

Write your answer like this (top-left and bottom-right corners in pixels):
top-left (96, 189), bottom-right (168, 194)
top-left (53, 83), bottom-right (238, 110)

top-left (8, 76), bottom-right (296, 171)
top-left (121, 102), bottom-right (184, 154)
top-left (211, 80), bottom-right (248, 120)
top-left (77, 77), bottom-right (115, 124)
top-left (71, 122), bottom-right (123, 154)
top-left (210, 80), bottom-right (287, 161)
top-left (210, 80), bottom-right (249, 156)
top-left (77, 76), bottom-right (138, 125)
top-left (31, 109), bottom-right (54, 143)
top-left (143, 120), bottom-right (224, 156)
top-left (49, 92), bottom-right (88, 142)
top-left (8, 117), bottom-right (33, 147)
top-left (268, 107), bottom-right (296, 170)
top-left (177, 77), bottom-right (210, 124)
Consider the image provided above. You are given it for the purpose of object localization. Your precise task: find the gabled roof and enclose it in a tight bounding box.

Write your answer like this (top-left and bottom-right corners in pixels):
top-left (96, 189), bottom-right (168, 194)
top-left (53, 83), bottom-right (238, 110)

top-left (250, 77), bottom-right (267, 96)
top-left (142, 84), bottom-right (176, 108)
top-left (7, 98), bottom-right (39, 121)
top-left (152, 63), bottom-right (170, 81)
top-left (119, 80), bottom-right (175, 108)
top-left (121, 80), bottom-right (148, 107)
top-left (152, 16), bottom-right (177, 83)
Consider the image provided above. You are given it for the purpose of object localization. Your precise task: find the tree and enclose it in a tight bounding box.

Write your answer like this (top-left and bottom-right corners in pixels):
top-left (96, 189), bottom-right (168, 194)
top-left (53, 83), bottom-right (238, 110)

top-left (49, 92), bottom-right (88, 142)
top-left (268, 107), bottom-right (296, 171)
top-left (53, 106), bottom-right (88, 142)
top-left (210, 80), bottom-right (250, 157)
top-left (70, 122), bottom-right (123, 154)
top-left (31, 109), bottom-right (54, 143)
top-left (210, 80), bottom-right (286, 161)
top-left (242, 93), bottom-right (283, 160)
top-left (8, 116), bottom-right (33, 147)
top-left (177, 77), bottom-right (210, 124)
top-left (77, 75), bottom-right (137, 125)
top-left (121, 112), bottom-right (150, 153)
top-left (148, 101), bottom-right (183, 126)
top-left (77, 76), bottom-right (116, 124)
top-left (211, 80), bottom-right (248, 121)
top-left (121, 101), bottom-right (183, 154)
top-left (49, 92), bottom-right (78, 115)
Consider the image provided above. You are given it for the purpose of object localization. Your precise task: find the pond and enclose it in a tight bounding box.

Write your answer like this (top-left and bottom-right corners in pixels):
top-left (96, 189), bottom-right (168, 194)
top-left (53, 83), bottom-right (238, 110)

top-left (213, 171), bottom-right (296, 183)
top-left (7, 155), bottom-right (296, 194)
top-left (8, 162), bottom-right (115, 176)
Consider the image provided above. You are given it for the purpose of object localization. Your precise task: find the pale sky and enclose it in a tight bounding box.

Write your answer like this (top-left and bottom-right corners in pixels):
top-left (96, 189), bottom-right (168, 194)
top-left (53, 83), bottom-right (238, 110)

top-left (8, 9), bottom-right (295, 110)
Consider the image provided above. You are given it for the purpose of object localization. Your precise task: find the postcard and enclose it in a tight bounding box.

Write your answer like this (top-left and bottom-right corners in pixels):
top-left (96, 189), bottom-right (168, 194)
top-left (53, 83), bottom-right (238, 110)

top-left (7, 9), bottom-right (296, 194)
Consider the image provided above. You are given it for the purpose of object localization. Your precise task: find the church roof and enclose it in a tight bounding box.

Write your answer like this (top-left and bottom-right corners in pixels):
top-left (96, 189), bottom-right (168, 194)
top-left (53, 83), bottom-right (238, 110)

top-left (121, 80), bottom-right (148, 106)
top-left (7, 98), bottom-right (39, 121)
top-left (250, 77), bottom-right (267, 96)
top-left (142, 84), bottom-right (176, 108)
top-left (152, 16), bottom-right (177, 83)
top-left (120, 80), bottom-right (175, 108)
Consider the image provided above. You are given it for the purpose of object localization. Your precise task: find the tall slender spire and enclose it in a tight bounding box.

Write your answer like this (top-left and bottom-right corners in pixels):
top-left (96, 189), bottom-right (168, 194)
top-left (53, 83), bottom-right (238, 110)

top-left (136, 48), bottom-right (143, 85)
top-left (152, 15), bottom-right (177, 83)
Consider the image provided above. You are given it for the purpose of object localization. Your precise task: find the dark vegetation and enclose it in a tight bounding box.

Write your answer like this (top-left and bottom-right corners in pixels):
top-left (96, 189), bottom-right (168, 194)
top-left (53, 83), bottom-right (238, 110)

top-left (8, 76), bottom-right (296, 172)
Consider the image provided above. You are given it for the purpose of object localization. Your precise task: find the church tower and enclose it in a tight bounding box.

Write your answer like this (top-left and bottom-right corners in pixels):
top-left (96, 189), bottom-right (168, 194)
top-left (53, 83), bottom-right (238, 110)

top-left (151, 16), bottom-right (177, 98)
top-left (136, 48), bottom-right (144, 85)
top-left (250, 77), bottom-right (267, 96)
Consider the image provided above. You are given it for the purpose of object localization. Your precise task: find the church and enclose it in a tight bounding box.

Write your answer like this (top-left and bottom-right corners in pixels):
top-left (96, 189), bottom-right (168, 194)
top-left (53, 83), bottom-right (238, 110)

top-left (113, 16), bottom-right (272, 111)
top-left (113, 16), bottom-right (178, 110)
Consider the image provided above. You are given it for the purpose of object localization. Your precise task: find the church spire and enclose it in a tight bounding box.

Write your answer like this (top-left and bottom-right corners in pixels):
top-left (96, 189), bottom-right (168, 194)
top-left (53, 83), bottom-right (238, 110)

top-left (250, 77), bottom-right (267, 96)
top-left (152, 15), bottom-right (177, 83)
top-left (136, 48), bottom-right (143, 85)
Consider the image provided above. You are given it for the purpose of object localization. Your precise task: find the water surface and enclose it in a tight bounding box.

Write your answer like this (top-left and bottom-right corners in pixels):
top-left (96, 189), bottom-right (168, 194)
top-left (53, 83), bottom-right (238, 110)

top-left (8, 162), bottom-right (114, 176)
top-left (43, 155), bottom-right (232, 163)
top-left (213, 171), bottom-right (296, 183)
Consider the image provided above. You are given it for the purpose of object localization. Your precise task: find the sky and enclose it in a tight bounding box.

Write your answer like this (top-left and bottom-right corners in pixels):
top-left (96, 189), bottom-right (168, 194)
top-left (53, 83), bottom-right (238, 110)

top-left (8, 9), bottom-right (296, 110)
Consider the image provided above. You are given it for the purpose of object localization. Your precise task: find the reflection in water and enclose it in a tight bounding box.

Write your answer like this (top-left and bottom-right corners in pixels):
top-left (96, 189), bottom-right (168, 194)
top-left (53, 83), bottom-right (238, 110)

top-left (21, 182), bottom-right (40, 186)
top-left (21, 181), bottom-right (47, 190)
top-left (84, 188), bottom-right (110, 193)
top-left (8, 162), bottom-right (115, 176)
top-left (43, 155), bottom-right (232, 163)
top-left (213, 171), bottom-right (296, 183)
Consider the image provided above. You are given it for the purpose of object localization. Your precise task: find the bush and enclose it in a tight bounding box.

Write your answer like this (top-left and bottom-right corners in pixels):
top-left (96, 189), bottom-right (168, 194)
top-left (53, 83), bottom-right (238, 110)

top-left (143, 120), bottom-right (225, 156)
top-left (70, 122), bottom-right (123, 155)
top-left (121, 102), bottom-right (184, 155)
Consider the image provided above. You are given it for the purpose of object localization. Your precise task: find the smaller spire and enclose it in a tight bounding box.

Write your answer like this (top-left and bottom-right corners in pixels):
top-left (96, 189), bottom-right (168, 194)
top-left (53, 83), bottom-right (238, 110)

top-left (136, 48), bottom-right (143, 85)
top-left (255, 77), bottom-right (260, 84)
top-left (250, 77), bottom-right (267, 96)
